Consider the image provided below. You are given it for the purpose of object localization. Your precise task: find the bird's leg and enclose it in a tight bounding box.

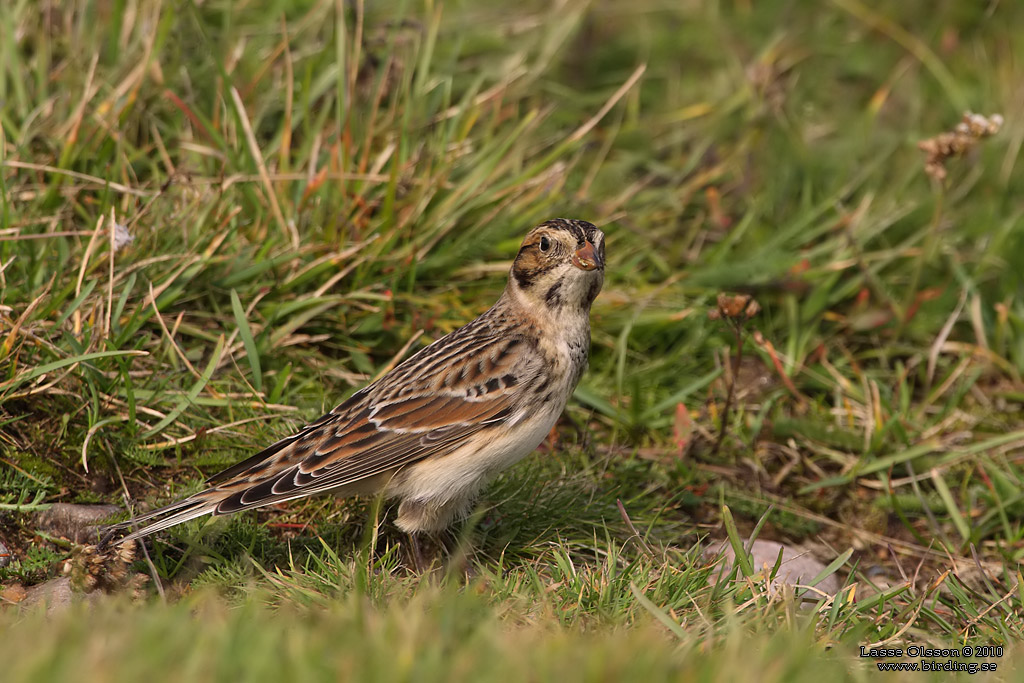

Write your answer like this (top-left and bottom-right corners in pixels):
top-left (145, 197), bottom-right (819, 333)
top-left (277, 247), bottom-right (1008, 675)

top-left (407, 531), bottom-right (464, 575)
top-left (406, 532), bottom-right (428, 574)
top-left (397, 499), bottom-right (453, 573)
top-left (439, 528), bottom-right (478, 581)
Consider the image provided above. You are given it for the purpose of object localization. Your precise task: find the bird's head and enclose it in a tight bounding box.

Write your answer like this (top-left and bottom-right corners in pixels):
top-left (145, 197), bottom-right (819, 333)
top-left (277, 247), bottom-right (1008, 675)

top-left (508, 218), bottom-right (605, 314)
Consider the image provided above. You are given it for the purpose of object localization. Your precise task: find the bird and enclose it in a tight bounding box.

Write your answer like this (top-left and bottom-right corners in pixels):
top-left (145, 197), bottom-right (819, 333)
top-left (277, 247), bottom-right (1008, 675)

top-left (100, 218), bottom-right (605, 560)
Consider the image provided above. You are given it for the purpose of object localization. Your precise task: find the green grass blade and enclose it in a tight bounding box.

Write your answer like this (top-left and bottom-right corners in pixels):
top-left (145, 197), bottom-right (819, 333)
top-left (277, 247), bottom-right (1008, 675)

top-left (230, 289), bottom-right (263, 393)
top-left (140, 335), bottom-right (226, 439)
top-left (0, 349), bottom-right (147, 398)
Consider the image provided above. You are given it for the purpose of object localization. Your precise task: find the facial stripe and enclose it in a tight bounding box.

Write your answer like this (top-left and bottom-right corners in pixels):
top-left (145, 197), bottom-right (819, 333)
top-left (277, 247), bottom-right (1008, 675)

top-left (513, 266), bottom-right (535, 289)
top-left (544, 281), bottom-right (563, 306)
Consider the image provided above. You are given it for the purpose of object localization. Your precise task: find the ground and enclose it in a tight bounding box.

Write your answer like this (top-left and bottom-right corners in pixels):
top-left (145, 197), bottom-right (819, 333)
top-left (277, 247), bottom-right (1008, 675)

top-left (1, 0), bottom-right (1023, 680)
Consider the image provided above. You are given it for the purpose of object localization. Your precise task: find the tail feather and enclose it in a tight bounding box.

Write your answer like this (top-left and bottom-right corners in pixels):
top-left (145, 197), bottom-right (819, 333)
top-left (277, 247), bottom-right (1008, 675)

top-left (99, 495), bottom-right (218, 547)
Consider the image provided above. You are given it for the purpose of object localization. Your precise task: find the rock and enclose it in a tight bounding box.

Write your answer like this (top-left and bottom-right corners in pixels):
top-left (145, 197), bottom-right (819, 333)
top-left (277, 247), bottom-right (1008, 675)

top-left (707, 538), bottom-right (842, 597)
top-left (33, 503), bottom-right (121, 544)
top-left (7, 543), bottom-right (149, 614)
top-left (17, 576), bottom-right (103, 615)
top-left (20, 576), bottom-right (74, 614)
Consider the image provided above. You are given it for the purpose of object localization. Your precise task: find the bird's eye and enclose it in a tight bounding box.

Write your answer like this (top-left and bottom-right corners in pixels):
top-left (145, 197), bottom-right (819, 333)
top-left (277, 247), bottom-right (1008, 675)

top-left (539, 236), bottom-right (551, 252)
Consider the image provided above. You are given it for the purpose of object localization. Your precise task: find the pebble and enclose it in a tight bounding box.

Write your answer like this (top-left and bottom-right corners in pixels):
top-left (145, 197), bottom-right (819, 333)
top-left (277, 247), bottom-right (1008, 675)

top-left (707, 538), bottom-right (842, 598)
top-left (33, 503), bottom-right (122, 544)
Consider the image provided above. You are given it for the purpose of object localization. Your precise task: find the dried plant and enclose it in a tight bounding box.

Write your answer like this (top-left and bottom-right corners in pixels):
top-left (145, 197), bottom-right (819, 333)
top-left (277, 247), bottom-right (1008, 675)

top-left (65, 541), bottom-right (148, 599)
top-left (918, 111), bottom-right (1003, 182)
top-left (708, 293), bottom-right (761, 456)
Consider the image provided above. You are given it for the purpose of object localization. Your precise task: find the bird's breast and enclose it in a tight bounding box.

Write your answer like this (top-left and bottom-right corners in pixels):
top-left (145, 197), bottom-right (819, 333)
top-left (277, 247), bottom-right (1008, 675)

top-left (537, 315), bottom-right (590, 389)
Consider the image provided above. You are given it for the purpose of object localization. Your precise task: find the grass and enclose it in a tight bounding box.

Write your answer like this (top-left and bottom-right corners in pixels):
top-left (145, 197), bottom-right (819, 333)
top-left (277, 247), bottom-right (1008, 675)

top-left (2, 0), bottom-right (1024, 679)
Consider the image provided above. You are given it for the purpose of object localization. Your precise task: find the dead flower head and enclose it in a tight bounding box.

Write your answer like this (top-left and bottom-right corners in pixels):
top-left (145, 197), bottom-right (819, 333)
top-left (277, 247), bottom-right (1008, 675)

top-left (65, 540), bottom-right (148, 597)
top-left (708, 293), bottom-right (761, 322)
top-left (918, 111), bottom-right (1003, 182)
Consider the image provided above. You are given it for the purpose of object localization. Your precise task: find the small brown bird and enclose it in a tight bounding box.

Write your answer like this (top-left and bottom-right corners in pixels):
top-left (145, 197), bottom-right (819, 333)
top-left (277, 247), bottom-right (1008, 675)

top-left (102, 219), bottom-right (605, 552)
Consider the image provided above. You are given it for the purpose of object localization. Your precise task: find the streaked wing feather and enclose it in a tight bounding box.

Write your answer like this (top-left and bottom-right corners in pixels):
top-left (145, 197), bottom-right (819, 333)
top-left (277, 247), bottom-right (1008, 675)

top-left (203, 408), bottom-right (344, 486)
top-left (206, 332), bottom-right (541, 514)
top-left (102, 330), bottom-right (543, 543)
top-left (214, 421), bottom-right (487, 514)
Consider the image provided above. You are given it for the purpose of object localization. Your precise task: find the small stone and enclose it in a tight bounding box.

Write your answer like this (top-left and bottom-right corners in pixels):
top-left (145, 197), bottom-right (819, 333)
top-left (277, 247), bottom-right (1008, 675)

top-left (707, 538), bottom-right (842, 597)
top-left (20, 576), bottom-right (74, 613)
top-left (18, 576), bottom-right (107, 615)
top-left (33, 504), bottom-right (122, 544)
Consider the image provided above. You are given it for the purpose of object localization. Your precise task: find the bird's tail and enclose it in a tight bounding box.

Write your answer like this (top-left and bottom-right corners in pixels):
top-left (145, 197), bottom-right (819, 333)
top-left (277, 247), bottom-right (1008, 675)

top-left (98, 493), bottom-right (220, 548)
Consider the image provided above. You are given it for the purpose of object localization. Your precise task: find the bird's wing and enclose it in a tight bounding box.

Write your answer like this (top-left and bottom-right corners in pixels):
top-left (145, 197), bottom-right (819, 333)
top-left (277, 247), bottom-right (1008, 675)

top-left (210, 331), bottom-right (543, 510)
top-left (105, 330), bottom-right (545, 542)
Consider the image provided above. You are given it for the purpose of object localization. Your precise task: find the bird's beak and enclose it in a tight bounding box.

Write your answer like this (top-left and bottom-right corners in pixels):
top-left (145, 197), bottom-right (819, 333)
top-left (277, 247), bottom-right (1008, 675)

top-left (571, 241), bottom-right (601, 271)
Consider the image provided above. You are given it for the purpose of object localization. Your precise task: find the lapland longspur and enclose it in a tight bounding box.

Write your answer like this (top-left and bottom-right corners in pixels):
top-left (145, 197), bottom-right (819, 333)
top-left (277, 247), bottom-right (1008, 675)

top-left (102, 219), bottom-right (605, 549)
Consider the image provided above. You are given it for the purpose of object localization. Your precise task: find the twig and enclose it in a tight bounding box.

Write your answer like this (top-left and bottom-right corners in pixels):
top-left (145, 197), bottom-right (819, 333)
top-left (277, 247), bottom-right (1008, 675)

top-left (712, 322), bottom-right (744, 457)
top-left (708, 294), bottom-right (760, 457)
top-left (617, 499), bottom-right (657, 559)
